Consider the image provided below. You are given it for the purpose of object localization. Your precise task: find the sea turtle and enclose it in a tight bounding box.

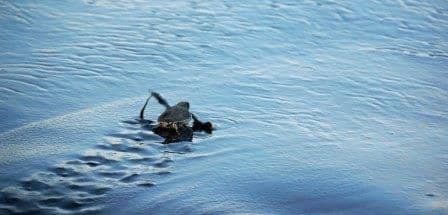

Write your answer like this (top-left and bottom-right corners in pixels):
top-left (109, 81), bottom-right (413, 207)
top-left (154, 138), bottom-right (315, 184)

top-left (139, 91), bottom-right (213, 144)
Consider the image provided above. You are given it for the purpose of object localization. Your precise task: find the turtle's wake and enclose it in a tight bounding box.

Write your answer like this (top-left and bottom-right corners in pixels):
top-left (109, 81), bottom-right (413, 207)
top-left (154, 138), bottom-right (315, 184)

top-left (0, 99), bottom-right (197, 214)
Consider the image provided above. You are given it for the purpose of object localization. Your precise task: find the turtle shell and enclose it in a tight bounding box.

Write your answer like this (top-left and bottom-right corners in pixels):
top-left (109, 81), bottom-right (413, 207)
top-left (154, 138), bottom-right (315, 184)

top-left (157, 102), bottom-right (191, 123)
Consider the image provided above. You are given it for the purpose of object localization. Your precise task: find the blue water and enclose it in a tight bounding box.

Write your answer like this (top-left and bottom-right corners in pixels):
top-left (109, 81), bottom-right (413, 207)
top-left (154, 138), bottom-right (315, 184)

top-left (1, 0), bottom-right (447, 214)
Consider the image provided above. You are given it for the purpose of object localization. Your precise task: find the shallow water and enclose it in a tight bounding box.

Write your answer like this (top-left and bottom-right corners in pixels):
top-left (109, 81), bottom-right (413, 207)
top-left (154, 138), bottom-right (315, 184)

top-left (1, 0), bottom-right (447, 214)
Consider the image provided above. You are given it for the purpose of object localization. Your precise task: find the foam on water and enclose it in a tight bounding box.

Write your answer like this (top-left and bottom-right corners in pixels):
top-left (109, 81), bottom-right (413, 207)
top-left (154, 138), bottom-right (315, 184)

top-left (1, 0), bottom-right (447, 214)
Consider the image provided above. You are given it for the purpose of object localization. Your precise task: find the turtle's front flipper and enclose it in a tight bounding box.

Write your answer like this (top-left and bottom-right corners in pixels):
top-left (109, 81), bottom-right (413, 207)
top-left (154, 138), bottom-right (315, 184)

top-left (192, 114), bottom-right (213, 134)
top-left (151, 92), bottom-right (170, 109)
top-left (139, 95), bottom-right (152, 120)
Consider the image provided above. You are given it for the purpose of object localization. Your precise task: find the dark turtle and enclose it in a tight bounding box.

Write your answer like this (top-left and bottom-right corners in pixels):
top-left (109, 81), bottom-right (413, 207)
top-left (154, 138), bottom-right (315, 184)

top-left (139, 91), bottom-right (213, 144)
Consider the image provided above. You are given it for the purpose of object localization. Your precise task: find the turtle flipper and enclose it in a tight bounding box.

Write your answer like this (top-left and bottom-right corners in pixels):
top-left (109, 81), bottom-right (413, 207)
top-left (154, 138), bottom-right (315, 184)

top-left (139, 95), bottom-right (152, 120)
top-left (151, 92), bottom-right (170, 109)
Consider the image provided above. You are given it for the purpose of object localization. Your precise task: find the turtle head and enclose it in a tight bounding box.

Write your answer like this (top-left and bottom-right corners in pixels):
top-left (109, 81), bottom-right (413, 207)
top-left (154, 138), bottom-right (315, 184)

top-left (202, 122), bottom-right (213, 134)
top-left (176, 101), bottom-right (190, 109)
top-left (192, 114), bottom-right (214, 134)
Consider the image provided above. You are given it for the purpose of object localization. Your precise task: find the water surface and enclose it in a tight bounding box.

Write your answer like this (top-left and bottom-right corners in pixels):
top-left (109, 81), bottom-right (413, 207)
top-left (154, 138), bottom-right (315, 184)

top-left (0, 0), bottom-right (447, 214)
